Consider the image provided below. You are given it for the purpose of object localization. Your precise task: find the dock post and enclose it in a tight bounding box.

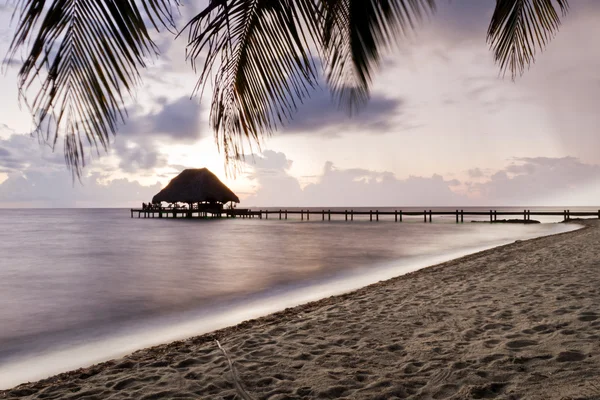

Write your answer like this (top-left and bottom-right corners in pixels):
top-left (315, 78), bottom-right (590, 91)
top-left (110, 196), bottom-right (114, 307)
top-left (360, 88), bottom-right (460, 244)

top-left (376, 210), bottom-right (379, 222)
top-left (429, 210), bottom-right (432, 223)
top-left (131, 210), bottom-right (133, 218)
top-left (307, 210), bottom-right (310, 221)
top-left (523, 209), bottom-right (526, 221)
top-left (370, 210), bottom-right (373, 222)
top-left (328, 210), bottom-right (331, 221)
top-left (285, 210), bottom-right (288, 220)
top-left (322, 210), bottom-right (325, 221)
top-left (456, 210), bottom-right (458, 223)
top-left (345, 210), bottom-right (348, 221)
top-left (279, 210), bottom-right (282, 220)
top-left (490, 210), bottom-right (493, 223)
top-left (567, 210), bottom-right (570, 221)
top-left (494, 210), bottom-right (497, 221)
top-left (400, 210), bottom-right (403, 222)
top-left (598, 209), bottom-right (599, 219)
top-left (461, 210), bottom-right (464, 223)
top-left (395, 210), bottom-right (398, 222)
top-left (301, 210), bottom-right (304, 221)
top-left (266, 210), bottom-right (268, 219)
top-left (351, 210), bottom-right (353, 221)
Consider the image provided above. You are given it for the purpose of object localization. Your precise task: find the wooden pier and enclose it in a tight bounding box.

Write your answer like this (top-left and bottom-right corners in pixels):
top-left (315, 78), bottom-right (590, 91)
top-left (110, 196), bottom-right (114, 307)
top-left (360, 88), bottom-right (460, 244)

top-left (130, 208), bottom-right (600, 222)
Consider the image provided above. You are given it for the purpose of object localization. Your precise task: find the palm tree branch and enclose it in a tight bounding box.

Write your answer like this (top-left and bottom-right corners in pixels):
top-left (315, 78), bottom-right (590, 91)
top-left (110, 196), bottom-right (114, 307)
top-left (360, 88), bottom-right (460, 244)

top-left (487, 0), bottom-right (569, 78)
top-left (182, 0), bottom-right (321, 172)
top-left (6, 0), bottom-right (179, 178)
top-left (321, 0), bottom-right (435, 112)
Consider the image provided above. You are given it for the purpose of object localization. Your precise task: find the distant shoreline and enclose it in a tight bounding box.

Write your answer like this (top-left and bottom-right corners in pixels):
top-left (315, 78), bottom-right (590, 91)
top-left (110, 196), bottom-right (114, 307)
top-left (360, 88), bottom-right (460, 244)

top-left (2, 220), bottom-right (596, 399)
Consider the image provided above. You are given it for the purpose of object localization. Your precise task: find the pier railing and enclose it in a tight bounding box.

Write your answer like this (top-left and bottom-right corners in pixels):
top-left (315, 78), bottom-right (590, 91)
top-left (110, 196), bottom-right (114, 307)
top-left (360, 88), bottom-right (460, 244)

top-left (130, 208), bottom-right (600, 222)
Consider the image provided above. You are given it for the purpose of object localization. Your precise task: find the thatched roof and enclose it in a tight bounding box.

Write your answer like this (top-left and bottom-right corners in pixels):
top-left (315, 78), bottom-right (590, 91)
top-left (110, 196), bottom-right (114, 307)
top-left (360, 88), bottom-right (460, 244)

top-left (152, 168), bottom-right (240, 204)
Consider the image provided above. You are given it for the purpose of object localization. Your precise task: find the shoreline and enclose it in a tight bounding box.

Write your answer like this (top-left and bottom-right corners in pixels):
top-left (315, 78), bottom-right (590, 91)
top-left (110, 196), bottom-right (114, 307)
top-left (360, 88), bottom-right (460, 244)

top-left (2, 220), bottom-right (598, 399)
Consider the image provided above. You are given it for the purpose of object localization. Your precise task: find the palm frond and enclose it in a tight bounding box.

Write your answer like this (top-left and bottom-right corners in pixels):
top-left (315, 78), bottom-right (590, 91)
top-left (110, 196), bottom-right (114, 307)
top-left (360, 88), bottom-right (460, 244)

top-left (7, 0), bottom-right (179, 178)
top-left (321, 0), bottom-right (435, 112)
top-left (182, 0), bottom-right (320, 171)
top-left (487, 0), bottom-right (569, 79)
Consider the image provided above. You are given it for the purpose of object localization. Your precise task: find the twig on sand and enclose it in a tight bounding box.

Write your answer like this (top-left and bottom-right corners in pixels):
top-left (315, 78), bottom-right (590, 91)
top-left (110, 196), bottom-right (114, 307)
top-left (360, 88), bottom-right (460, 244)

top-left (216, 340), bottom-right (254, 400)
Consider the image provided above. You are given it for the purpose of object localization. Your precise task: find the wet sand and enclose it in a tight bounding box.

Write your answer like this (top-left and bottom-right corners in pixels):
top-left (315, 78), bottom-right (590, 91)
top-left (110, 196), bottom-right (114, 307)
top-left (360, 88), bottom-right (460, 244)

top-left (2, 221), bottom-right (599, 400)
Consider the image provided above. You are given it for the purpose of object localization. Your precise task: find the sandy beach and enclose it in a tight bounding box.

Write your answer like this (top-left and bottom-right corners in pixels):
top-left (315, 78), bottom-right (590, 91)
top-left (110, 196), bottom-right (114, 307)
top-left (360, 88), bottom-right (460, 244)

top-left (2, 220), bottom-right (599, 399)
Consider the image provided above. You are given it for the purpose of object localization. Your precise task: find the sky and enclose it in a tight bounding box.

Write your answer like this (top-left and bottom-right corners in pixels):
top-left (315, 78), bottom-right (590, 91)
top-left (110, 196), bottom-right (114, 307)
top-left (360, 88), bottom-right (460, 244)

top-left (1, 1), bottom-right (600, 207)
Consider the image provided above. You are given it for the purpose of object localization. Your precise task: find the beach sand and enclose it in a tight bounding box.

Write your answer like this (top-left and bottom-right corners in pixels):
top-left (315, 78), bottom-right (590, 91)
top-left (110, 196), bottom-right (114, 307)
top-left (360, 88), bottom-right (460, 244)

top-left (3, 220), bottom-right (600, 400)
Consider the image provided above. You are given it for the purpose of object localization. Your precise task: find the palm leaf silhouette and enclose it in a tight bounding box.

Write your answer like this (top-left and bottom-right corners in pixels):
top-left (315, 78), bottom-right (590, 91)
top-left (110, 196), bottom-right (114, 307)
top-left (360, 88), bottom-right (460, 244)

top-left (8, 0), bottom-right (179, 178)
top-left (7, 0), bottom-right (570, 176)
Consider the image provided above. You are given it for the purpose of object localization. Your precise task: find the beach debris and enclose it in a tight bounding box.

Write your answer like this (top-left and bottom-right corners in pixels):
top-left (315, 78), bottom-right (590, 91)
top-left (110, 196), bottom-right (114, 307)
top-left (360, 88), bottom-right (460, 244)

top-left (216, 340), bottom-right (254, 400)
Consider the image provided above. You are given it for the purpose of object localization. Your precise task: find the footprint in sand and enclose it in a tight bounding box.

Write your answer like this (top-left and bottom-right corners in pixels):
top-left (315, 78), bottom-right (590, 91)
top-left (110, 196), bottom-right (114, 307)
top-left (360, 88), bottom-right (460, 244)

top-left (578, 312), bottom-right (598, 322)
top-left (506, 340), bottom-right (538, 349)
top-left (556, 351), bottom-right (586, 362)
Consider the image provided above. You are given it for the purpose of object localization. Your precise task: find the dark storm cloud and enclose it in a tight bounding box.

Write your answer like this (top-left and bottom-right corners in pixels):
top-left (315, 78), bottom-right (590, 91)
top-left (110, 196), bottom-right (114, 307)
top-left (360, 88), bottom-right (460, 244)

top-left (119, 96), bottom-right (203, 142)
top-left (0, 133), bottom-right (64, 173)
top-left (282, 89), bottom-right (405, 136)
top-left (112, 96), bottom-right (204, 172)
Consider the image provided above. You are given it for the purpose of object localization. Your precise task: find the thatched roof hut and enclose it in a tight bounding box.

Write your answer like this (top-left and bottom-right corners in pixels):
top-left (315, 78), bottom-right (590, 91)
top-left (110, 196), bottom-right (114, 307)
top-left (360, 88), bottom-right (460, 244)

top-left (152, 168), bottom-right (240, 205)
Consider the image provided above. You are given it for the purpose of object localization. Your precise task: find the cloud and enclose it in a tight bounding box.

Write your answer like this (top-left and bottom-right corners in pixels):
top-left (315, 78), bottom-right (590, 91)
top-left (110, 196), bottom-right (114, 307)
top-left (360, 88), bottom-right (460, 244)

top-left (467, 168), bottom-right (485, 179)
top-left (0, 127), bottom-right (163, 207)
top-left (118, 96), bottom-right (203, 142)
top-left (112, 96), bottom-right (204, 172)
top-left (471, 157), bottom-right (600, 205)
top-left (280, 87), bottom-right (406, 137)
top-left (242, 151), bottom-right (600, 207)
top-left (0, 170), bottom-right (162, 207)
top-left (0, 130), bottom-right (64, 174)
top-left (243, 150), bottom-right (463, 207)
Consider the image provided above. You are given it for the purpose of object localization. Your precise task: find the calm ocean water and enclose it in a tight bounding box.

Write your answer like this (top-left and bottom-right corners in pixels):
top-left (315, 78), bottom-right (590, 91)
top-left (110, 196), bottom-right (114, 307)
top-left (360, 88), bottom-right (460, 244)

top-left (0, 208), bottom-right (587, 388)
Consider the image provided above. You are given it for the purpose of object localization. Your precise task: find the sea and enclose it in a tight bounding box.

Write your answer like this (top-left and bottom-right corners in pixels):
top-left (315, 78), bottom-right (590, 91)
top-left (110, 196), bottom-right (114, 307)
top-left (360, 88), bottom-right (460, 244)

top-left (0, 207), bottom-right (590, 389)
